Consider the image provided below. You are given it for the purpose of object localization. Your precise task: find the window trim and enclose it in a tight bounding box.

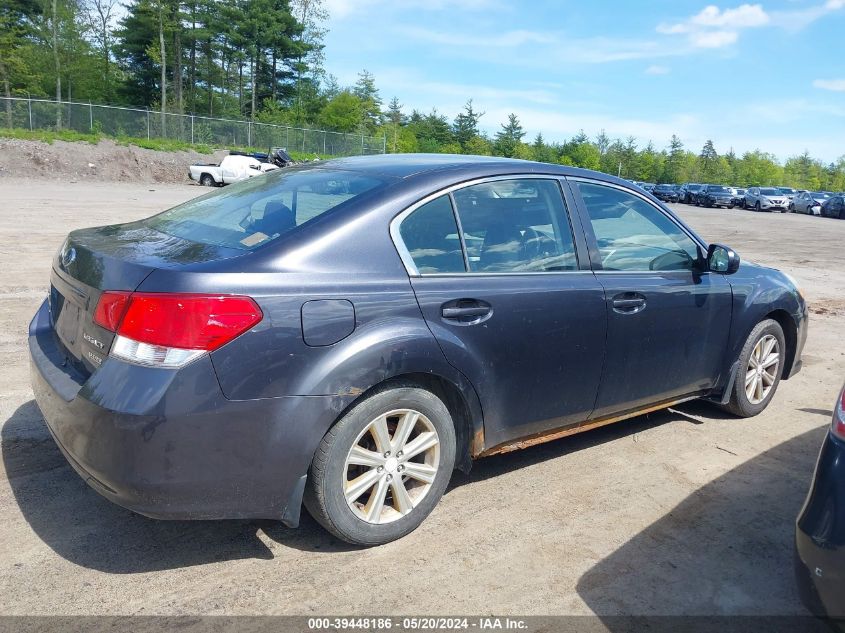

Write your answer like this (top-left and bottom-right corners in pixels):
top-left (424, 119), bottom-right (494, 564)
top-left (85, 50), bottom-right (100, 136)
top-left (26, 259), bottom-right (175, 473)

top-left (567, 176), bottom-right (708, 274)
top-left (390, 174), bottom-right (583, 277)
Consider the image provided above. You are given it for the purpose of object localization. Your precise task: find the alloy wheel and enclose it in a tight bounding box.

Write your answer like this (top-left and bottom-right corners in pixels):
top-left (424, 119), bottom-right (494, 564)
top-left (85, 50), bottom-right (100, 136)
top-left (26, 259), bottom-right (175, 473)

top-left (343, 409), bottom-right (441, 524)
top-left (745, 334), bottom-right (780, 405)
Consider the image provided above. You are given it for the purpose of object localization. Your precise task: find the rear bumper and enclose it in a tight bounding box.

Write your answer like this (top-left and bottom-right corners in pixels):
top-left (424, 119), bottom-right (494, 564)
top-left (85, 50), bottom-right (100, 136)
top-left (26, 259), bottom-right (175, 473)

top-left (795, 433), bottom-right (845, 618)
top-left (29, 299), bottom-right (354, 524)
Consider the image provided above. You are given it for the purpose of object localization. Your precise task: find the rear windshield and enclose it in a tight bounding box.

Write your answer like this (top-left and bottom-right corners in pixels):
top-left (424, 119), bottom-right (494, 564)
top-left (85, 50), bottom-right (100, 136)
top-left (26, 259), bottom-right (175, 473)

top-left (143, 168), bottom-right (387, 250)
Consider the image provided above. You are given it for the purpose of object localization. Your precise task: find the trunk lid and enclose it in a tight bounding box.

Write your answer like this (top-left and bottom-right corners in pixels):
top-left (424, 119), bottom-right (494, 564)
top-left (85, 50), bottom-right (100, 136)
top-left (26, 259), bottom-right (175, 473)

top-left (49, 223), bottom-right (242, 376)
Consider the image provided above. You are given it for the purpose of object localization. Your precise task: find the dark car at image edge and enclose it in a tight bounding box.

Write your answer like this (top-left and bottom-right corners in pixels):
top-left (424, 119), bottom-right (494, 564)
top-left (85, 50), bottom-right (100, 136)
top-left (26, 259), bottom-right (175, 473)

top-left (29, 154), bottom-right (808, 545)
top-left (795, 384), bottom-right (845, 620)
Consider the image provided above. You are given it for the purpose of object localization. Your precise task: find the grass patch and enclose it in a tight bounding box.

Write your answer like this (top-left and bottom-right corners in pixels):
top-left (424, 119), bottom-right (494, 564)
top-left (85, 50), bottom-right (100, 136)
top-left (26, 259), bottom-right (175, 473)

top-left (0, 127), bottom-right (101, 144)
top-left (0, 127), bottom-right (213, 154)
top-left (0, 128), bottom-right (342, 160)
top-left (114, 136), bottom-right (213, 154)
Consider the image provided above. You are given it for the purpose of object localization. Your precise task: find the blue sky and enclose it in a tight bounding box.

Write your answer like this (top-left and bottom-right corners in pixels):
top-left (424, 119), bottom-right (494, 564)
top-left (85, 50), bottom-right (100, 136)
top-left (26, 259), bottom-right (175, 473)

top-left (322, 0), bottom-right (845, 161)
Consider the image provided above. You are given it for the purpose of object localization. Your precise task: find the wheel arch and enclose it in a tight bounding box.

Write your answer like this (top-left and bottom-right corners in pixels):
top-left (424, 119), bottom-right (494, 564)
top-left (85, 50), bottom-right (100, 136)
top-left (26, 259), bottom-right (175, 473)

top-left (324, 372), bottom-right (481, 475)
top-left (764, 308), bottom-right (798, 380)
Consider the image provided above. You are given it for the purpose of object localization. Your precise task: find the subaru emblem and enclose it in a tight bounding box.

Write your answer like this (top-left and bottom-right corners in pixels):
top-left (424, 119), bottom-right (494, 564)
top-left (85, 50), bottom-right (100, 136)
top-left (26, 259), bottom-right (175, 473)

top-left (61, 246), bottom-right (76, 268)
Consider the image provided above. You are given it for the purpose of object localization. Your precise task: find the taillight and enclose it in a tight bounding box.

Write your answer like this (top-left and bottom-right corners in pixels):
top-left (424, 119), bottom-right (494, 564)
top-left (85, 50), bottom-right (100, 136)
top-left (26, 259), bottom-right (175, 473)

top-left (833, 388), bottom-right (845, 441)
top-left (94, 291), bottom-right (132, 331)
top-left (93, 292), bottom-right (263, 368)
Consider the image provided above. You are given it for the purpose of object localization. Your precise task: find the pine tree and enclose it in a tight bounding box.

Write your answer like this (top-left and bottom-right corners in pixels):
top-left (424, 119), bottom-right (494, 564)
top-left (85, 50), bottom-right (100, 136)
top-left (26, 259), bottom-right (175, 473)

top-left (494, 113), bottom-right (524, 157)
top-left (452, 99), bottom-right (483, 150)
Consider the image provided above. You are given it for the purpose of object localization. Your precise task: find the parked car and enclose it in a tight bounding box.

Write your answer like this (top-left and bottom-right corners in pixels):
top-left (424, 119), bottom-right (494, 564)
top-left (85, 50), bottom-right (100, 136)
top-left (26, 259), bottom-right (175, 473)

top-left (698, 184), bottom-right (735, 208)
top-left (743, 187), bottom-right (790, 212)
top-left (731, 188), bottom-right (747, 207)
top-left (820, 194), bottom-right (845, 219)
top-left (652, 184), bottom-right (680, 203)
top-left (29, 155), bottom-right (807, 545)
top-left (679, 183), bottom-right (704, 204)
top-left (189, 154), bottom-right (278, 187)
top-left (791, 191), bottom-right (831, 215)
top-left (642, 183), bottom-right (656, 193)
top-left (795, 384), bottom-right (845, 619)
top-left (777, 187), bottom-right (798, 201)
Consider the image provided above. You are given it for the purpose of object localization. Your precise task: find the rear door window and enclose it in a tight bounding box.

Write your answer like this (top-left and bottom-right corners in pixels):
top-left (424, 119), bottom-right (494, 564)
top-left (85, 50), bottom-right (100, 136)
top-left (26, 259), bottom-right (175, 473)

top-left (451, 179), bottom-right (577, 273)
top-left (398, 196), bottom-right (465, 274)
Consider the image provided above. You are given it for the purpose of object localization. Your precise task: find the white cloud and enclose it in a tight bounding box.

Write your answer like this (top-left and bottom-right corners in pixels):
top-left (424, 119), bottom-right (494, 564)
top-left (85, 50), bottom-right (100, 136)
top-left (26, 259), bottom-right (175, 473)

top-left (690, 3), bottom-right (769, 27)
top-left (645, 65), bottom-right (670, 75)
top-left (398, 26), bottom-right (680, 65)
top-left (325, 0), bottom-right (501, 20)
top-left (813, 79), bottom-right (845, 92)
top-left (399, 27), bottom-right (554, 48)
top-left (770, 0), bottom-right (845, 29)
top-left (690, 30), bottom-right (739, 47)
top-left (657, 3), bottom-right (769, 48)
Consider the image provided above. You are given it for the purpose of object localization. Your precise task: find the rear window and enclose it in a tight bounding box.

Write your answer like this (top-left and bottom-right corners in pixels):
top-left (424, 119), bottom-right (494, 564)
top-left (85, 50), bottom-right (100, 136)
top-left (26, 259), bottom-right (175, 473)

top-left (143, 168), bottom-right (387, 250)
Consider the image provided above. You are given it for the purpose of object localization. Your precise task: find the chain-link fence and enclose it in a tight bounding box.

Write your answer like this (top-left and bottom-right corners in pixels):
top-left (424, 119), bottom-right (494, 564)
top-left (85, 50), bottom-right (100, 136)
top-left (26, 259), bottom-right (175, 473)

top-left (0, 97), bottom-right (386, 156)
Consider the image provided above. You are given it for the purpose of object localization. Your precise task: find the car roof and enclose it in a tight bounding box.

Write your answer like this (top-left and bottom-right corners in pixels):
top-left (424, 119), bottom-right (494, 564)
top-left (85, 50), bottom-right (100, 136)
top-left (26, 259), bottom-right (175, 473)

top-left (312, 153), bottom-right (623, 183)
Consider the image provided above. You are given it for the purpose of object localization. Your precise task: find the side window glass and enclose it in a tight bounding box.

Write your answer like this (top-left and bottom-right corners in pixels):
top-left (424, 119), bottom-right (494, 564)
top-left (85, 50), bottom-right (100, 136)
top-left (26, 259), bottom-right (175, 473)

top-left (576, 182), bottom-right (701, 272)
top-left (398, 195), bottom-right (466, 274)
top-left (451, 179), bottom-right (577, 273)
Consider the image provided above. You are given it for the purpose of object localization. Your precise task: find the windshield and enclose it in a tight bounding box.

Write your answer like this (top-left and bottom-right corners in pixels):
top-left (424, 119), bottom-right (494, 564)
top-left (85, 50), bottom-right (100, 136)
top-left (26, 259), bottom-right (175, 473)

top-left (779, 188), bottom-right (796, 194)
top-left (811, 192), bottom-right (831, 199)
top-left (707, 186), bottom-right (730, 193)
top-left (760, 188), bottom-right (781, 196)
top-left (688, 184), bottom-right (702, 191)
top-left (142, 168), bottom-right (387, 250)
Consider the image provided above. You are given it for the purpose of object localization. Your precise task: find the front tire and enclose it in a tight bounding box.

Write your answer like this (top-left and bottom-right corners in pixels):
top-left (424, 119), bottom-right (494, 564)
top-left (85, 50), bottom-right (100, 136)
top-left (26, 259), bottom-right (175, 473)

top-left (723, 319), bottom-right (786, 417)
top-left (304, 384), bottom-right (457, 545)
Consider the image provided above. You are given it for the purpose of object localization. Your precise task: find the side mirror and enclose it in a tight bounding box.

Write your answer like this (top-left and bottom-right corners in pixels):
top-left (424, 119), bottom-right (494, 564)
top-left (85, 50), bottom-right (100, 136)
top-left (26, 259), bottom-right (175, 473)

top-left (707, 243), bottom-right (740, 274)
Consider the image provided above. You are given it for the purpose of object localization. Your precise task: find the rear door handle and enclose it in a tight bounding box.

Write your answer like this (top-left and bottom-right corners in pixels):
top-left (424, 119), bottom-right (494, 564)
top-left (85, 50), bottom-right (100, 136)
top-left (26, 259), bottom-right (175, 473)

top-left (442, 306), bottom-right (490, 318)
top-left (611, 293), bottom-right (647, 314)
top-left (441, 299), bottom-right (493, 323)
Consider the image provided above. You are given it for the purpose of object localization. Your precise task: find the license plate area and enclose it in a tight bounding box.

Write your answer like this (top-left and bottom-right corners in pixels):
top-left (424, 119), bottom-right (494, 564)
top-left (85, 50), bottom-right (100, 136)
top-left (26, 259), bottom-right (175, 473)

top-left (55, 295), bottom-right (81, 349)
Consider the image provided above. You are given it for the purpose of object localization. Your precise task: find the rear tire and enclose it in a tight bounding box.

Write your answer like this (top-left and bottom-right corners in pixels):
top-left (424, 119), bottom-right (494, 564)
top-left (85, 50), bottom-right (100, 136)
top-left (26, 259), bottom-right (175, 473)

top-left (722, 319), bottom-right (786, 417)
top-left (200, 173), bottom-right (216, 187)
top-left (304, 384), bottom-right (456, 545)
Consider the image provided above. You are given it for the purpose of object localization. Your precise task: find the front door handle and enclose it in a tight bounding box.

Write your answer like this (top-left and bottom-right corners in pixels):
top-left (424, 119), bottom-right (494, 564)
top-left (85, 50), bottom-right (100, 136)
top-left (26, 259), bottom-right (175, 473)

top-left (441, 299), bottom-right (493, 324)
top-left (612, 293), bottom-right (647, 314)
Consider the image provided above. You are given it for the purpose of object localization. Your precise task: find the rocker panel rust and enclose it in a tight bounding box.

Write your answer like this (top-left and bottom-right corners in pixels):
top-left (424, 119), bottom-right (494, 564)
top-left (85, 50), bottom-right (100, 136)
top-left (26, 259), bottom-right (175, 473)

top-left (474, 394), bottom-right (702, 458)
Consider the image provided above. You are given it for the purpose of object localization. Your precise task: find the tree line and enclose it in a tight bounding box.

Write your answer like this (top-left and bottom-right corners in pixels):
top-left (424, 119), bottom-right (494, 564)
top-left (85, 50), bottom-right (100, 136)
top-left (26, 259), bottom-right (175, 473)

top-left (2, 0), bottom-right (843, 190)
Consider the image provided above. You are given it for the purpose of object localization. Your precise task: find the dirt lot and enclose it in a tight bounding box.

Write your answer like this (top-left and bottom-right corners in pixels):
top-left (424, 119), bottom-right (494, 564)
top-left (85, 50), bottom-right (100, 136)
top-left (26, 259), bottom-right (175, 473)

top-left (0, 138), bottom-right (226, 183)
top-left (1, 178), bottom-right (844, 616)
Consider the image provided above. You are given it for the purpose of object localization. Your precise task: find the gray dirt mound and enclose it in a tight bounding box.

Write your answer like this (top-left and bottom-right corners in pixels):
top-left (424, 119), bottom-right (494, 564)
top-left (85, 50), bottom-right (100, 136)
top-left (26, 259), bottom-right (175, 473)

top-left (0, 137), bottom-right (227, 184)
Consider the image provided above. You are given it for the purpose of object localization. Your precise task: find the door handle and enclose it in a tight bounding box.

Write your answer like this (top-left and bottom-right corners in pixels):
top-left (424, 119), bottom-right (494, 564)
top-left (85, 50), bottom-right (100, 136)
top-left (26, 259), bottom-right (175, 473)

top-left (441, 299), bottom-right (492, 323)
top-left (442, 306), bottom-right (491, 319)
top-left (611, 293), bottom-right (647, 314)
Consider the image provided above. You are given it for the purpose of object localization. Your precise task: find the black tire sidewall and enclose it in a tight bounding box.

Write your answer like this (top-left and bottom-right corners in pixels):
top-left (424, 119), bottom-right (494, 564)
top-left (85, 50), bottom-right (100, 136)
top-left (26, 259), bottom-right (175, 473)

top-left (305, 386), bottom-right (457, 545)
top-left (731, 319), bottom-right (786, 417)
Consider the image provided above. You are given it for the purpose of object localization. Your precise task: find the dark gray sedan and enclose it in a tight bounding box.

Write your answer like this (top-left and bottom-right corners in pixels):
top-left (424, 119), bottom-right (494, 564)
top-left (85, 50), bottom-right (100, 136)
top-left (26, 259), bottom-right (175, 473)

top-left (29, 155), bottom-right (807, 545)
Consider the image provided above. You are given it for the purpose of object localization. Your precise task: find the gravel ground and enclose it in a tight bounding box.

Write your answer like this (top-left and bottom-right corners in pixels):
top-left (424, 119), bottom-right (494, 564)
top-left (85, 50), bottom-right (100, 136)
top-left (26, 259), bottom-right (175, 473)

top-left (0, 179), bottom-right (843, 616)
